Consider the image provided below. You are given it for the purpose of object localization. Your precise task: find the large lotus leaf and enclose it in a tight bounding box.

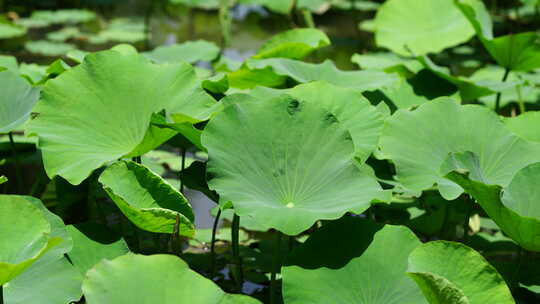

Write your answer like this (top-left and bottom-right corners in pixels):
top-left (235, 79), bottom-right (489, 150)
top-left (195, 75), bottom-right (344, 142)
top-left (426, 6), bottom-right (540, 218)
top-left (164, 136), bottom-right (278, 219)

top-left (381, 78), bottom-right (431, 109)
top-left (253, 28), bottom-right (330, 60)
top-left (4, 257), bottom-right (83, 304)
top-left (169, 0), bottom-right (220, 9)
top-left (374, 0), bottom-right (474, 56)
top-left (67, 223), bottom-right (130, 275)
top-left (87, 18), bottom-right (146, 44)
top-left (0, 23), bottom-right (26, 39)
top-left (238, 0), bottom-right (295, 14)
top-left (0, 70), bottom-right (40, 133)
top-left (144, 40), bottom-right (220, 64)
top-left (26, 9), bottom-right (96, 25)
top-left (249, 81), bottom-right (384, 162)
top-left (456, 0), bottom-right (540, 71)
top-left (445, 159), bottom-right (540, 251)
top-left (0, 195), bottom-right (62, 285)
top-left (379, 98), bottom-right (540, 200)
top-left (417, 56), bottom-right (518, 101)
top-left (243, 58), bottom-right (399, 91)
top-left (407, 241), bottom-right (514, 303)
top-left (82, 254), bottom-right (262, 303)
top-left (282, 217), bottom-right (426, 303)
top-left (99, 161), bottom-right (195, 237)
top-left (202, 94), bottom-right (384, 235)
top-left (27, 50), bottom-right (216, 185)
top-left (504, 111), bottom-right (540, 142)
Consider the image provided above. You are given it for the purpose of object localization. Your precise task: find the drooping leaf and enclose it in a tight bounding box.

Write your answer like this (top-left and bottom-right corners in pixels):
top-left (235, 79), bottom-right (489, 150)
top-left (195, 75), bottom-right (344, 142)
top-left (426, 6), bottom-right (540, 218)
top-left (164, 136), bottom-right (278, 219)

top-left (351, 52), bottom-right (423, 75)
top-left (82, 254), bottom-right (262, 303)
top-left (504, 111), bottom-right (540, 142)
top-left (67, 223), bottom-right (130, 276)
top-left (0, 70), bottom-right (40, 133)
top-left (407, 241), bottom-right (514, 303)
top-left (237, 58), bottom-right (399, 91)
top-left (99, 161), bottom-right (195, 237)
top-left (282, 217), bottom-right (426, 303)
top-left (27, 50), bottom-right (216, 185)
top-left (456, 0), bottom-right (540, 71)
top-left (144, 40), bottom-right (220, 64)
top-left (445, 159), bottom-right (540, 251)
top-left (379, 98), bottom-right (540, 199)
top-left (202, 94), bottom-right (384, 235)
top-left (4, 257), bottom-right (83, 304)
top-left (0, 195), bottom-right (62, 285)
top-left (375, 0), bottom-right (475, 56)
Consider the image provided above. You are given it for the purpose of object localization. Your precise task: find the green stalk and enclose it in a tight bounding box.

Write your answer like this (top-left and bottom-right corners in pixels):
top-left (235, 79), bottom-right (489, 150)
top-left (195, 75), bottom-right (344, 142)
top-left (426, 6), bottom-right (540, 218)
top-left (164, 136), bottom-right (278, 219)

top-left (8, 132), bottom-right (23, 194)
top-left (516, 85), bottom-right (525, 114)
top-left (494, 68), bottom-right (511, 112)
top-left (219, 0), bottom-right (232, 47)
top-left (180, 149), bottom-right (186, 194)
top-left (270, 231), bottom-right (282, 304)
top-left (1, 284), bottom-right (3, 304)
top-left (301, 9), bottom-right (315, 28)
top-left (231, 214), bottom-right (243, 292)
top-left (143, 0), bottom-right (156, 50)
top-left (210, 208), bottom-right (222, 278)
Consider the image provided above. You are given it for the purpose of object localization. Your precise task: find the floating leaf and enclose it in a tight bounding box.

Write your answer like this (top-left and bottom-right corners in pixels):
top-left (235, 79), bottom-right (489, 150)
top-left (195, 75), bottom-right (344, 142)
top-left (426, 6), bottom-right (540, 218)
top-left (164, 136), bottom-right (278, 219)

top-left (25, 40), bottom-right (77, 57)
top-left (28, 50), bottom-right (215, 185)
top-left (82, 254), bottom-right (262, 303)
top-left (0, 70), bottom-right (40, 133)
top-left (239, 0), bottom-right (295, 14)
top-left (0, 195), bottom-right (62, 285)
top-left (169, 0), bottom-right (220, 9)
top-left (202, 94), bottom-right (384, 235)
top-left (99, 161), bottom-right (195, 237)
top-left (379, 98), bottom-right (540, 199)
top-left (375, 0), bottom-right (474, 56)
top-left (282, 217), bottom-right (426, 303)
top-left (0, 23), bottom-right (26, 39)
top-left (67, 223), bottom-right (130, 276)
top-left (144, 40), bottom-right (220, 64)
top-left (407, 241), bottom-right (514, 303)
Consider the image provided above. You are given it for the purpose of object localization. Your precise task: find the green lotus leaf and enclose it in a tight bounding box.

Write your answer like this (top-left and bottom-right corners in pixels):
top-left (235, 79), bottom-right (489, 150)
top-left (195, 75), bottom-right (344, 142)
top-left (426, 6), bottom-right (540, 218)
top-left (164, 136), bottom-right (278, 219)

top-left (144, 40), bottom-right (220, 64)
top-left (253, 28), bottom-right (330, 60)
top-left (407, 241), bottom-right (514, 303)
top-left (381, 78), bottom-right (431, 109)
top-left (0, 55), bottom-right (17, 70)
top-left (351, 52), bottom-right (423, 75)
top-left (87, 18), bottom-right (146, 44)
top-left (0, 195), bottom-right (62, 285)
top-left (0, 70), bottom-right (40, 133)
top-left (417, 56), bottom-right (519, 101)
top-left (82, 254), bottom-right (262, 303)
top-left (445, 158), bottom-right (540, 251)
top-left (27, 50), bottom-right (216, 185)
top-left (282, 217), bottom-right (426, 303)
top-left (19, 63), bottom-right (48, 84)
top-left (66, 223), bottom-right (130, 275)
top-left (99, 160), bottom-right (195, 237)
top-left (379, 98), bottom-right (540, 200)
top-left (504, 111), bottom-right (540, 142)
top-left (26, 9), bottom-right (96, 25)
top-left (0, 176), bottom-right (6, 184)
top-left (202, 94), bottom-right (384, 235)
top-left (456, 0), bottom-right (540, 71)
top-left (375, 0), bottom-right (474, 56)
top-left (0, 22), bottom-right (26, 39)
top-left (238, 0), bottom-right (295, 14)
top-left (250, 81), bottom-right (384, 162)
top-left (4, 257), bottom-right (83, 304)
top-left (240, 58), bottom-right (399, 91)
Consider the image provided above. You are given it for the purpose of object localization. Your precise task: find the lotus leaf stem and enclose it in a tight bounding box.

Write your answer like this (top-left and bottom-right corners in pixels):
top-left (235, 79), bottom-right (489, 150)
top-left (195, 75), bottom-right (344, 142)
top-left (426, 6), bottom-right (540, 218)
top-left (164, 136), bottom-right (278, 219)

top-left (8, 132), bottom-right (23, 194)
top-left (495, 68), bottom-right (511, 112)
top-left (231, 213), bottom-right (243, 292)
top-left (180, 149), bottom-right (186, 194)
top-left (210, 208), bottom-right (222, 279)
top-left (301, 9), bottom-right (315, 28)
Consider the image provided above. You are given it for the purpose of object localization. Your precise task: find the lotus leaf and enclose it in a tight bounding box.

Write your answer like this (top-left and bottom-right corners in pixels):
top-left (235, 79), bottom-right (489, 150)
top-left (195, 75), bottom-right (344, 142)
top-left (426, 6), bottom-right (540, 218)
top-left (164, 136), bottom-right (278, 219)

top-left (504, 111), bottom-right (540, 142)
top-left (0, 70), bottom-right (40, 133)
top-left (144, 40), bottom-right (220, 64)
